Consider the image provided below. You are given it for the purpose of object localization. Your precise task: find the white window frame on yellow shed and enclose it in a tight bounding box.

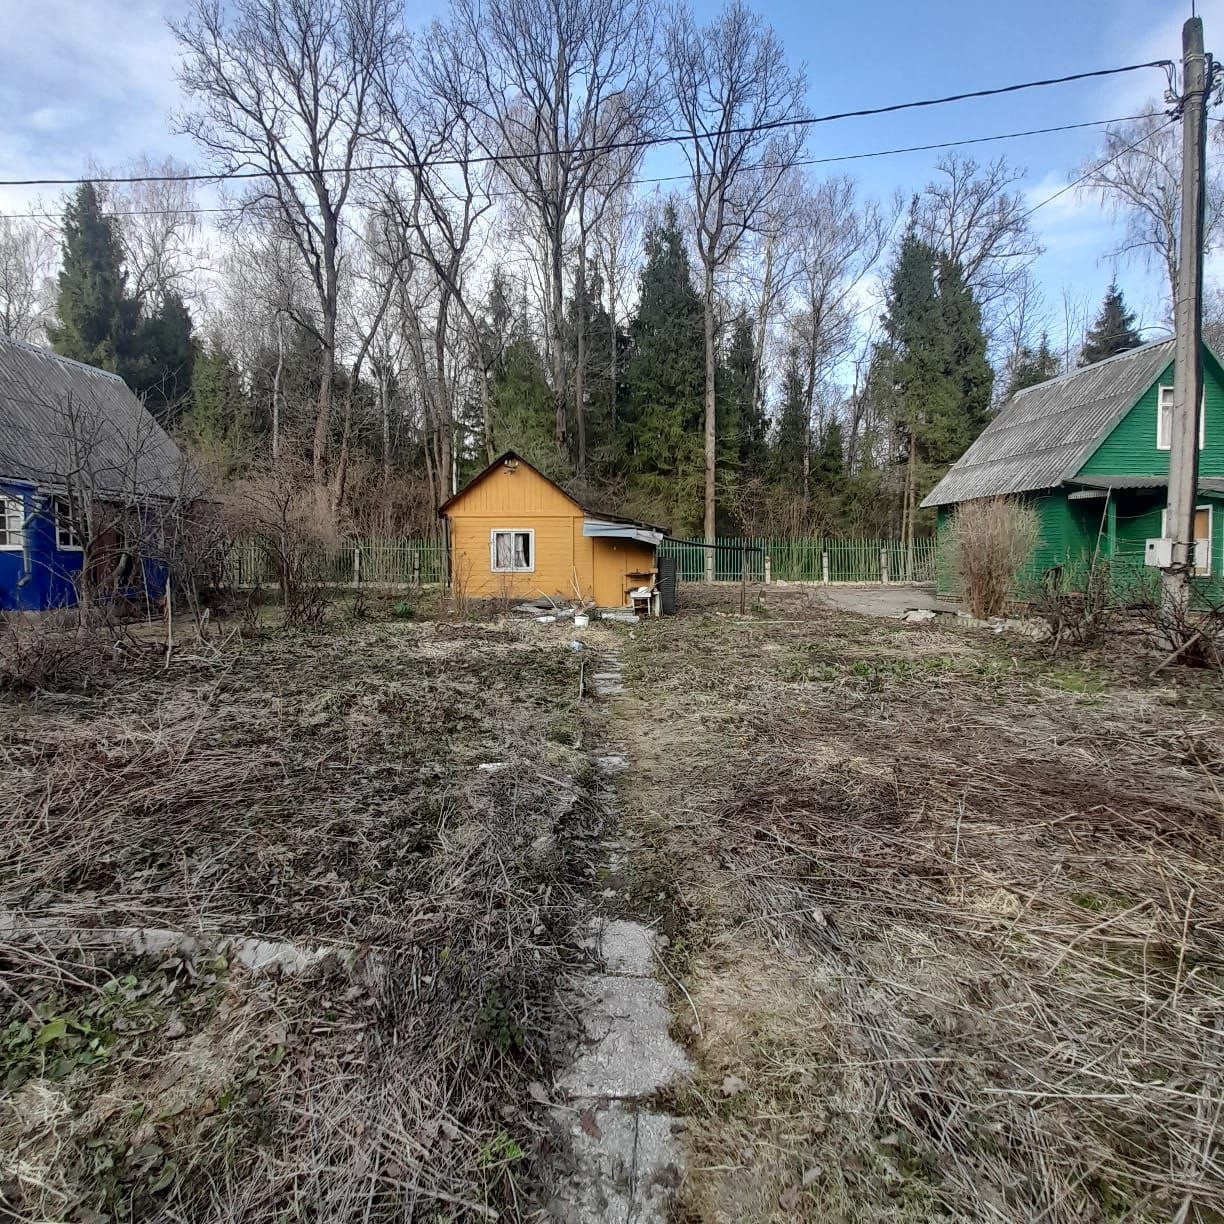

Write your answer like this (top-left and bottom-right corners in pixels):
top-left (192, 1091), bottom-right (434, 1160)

top-left (1161, 504), bottom-right (1213, 577)
top-left (1156, 385), bottom-right (1206, 451)
top-left (489, 528), bottom-right (534, 573)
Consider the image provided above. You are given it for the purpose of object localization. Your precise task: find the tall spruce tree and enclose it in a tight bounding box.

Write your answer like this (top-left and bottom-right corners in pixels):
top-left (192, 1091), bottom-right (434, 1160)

top-left (770, 347), bottom-right (808, 493)
top-left (1006, 333), bottom-right (1060, 397)
top-left (621, 204), bottom-right (705, 530)
top-left (127, 291), bottom-right (195, 423)
top-left (1079, 283), bottom-right (1142, 366)
top-left (184, 339), bottom-right (252, 471)
top-left (49, 182), bottom-right (137, 372)
top-left (875, 230), bottom-right (993, 534)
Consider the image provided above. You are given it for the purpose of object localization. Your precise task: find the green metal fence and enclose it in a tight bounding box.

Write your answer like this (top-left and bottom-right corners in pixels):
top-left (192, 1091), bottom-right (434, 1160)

top-left (228, 538), bottom-right (448, 589)
top-left (229, 534), bottom-right (933, 591)
top-left (659, 536), bottom-right (937, 584)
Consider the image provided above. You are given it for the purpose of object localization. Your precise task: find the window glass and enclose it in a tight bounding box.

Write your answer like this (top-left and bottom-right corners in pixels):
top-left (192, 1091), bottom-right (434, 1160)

top-left (1157, 386), bottom-right (1205, 450)
top-left (53, 497), bottom-right (83, 550)
top-left (0, 496), bottom-right (22, 549)
top-left (491, 530), bottom-right (533, 572)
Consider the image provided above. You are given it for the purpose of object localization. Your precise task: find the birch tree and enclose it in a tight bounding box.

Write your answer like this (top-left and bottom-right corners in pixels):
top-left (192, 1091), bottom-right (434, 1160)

top-left (173, 0), bottom-right (393, 487)
top-left (665, 0), bottom-right (805, 573)
top-left (446, 0), bottom-right (659, 466)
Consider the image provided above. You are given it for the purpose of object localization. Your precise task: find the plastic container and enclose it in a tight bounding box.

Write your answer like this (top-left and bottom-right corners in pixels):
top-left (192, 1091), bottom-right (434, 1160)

top-left (573, 612), bottom-right (590, 628)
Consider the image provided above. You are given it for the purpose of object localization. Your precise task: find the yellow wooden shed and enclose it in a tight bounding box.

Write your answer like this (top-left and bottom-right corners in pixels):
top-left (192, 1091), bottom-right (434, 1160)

top-left (440, 451), bottom-right (665, 608)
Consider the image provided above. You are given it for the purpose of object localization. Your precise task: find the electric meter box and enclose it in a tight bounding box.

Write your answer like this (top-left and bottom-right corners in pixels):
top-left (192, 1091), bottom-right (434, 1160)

top-left (1145, 537), bottom-right (1174, 567)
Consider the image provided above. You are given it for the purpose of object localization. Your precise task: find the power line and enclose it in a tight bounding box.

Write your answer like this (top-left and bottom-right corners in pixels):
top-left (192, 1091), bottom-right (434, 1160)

top-left (0, 113), bottom-right (1159, 223)
top-left (1020, 115), bottom-right (1178, 219)
top-left (0, 59), bottom-right (1174, 190)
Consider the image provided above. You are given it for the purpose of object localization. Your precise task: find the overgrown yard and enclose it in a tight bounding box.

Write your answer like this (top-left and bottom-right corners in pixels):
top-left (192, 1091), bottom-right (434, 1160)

top-left (0, 609), bottom-right (603, 1221)
top-left (620, 587), bottom-right (1224, 1222)
top-left (1, 591), bottom-right (1221, 1222)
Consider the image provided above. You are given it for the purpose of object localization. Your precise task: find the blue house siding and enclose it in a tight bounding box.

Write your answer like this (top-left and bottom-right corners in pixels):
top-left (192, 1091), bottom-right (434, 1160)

top-left (0, 479), bottom-right (169, 613)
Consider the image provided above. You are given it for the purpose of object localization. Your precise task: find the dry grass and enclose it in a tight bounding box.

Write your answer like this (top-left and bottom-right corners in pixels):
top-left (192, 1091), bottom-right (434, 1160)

top-left (0, 616), bottom-right (600, 1221)
top-left (629, 585), bottom-right (1224, 1222)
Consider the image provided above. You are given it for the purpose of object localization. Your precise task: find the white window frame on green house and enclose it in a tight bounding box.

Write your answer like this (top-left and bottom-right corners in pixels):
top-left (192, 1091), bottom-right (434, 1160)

top-left (1156, 385), bottom-right (1206, 451)
top-left (1161, 504), bottom-right (1213, 577)
top-left (0, 495), bottom-right (24, 551)
top-left (52, 496), bottom-right (84, 551)
top-left (489, 528), bottom-right (534, 573)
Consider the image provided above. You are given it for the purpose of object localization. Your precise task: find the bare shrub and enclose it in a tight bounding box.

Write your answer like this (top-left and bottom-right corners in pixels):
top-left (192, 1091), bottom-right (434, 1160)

top-left (0, 611), bottom-right (114, 693)
top-left (1027, 560), bottom-right (1116, 652)
top-left (949, 497), bottom-right (1040, 618)
top-left (224, 458), bottom-right (338, 629)
top-left (1114, 566), bottom-right (1224, 670)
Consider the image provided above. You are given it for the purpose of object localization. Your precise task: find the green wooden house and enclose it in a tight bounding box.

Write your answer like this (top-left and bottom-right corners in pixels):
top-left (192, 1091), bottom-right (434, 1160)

top-left (923, 339), bottom-right (1224, 602)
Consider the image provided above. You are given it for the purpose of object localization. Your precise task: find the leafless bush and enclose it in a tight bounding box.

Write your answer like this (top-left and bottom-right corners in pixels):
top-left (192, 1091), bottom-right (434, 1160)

top-left (1027, 560), bottom-right (1116, 652)
top-left (949, 497), bottom-right (1040, 618)
top-left (224, 458), bottom-right (338, 629)
top-left (1115, 567), bottom-right (1224, 670)
top-left (0, 611), bottom-right (116, 693)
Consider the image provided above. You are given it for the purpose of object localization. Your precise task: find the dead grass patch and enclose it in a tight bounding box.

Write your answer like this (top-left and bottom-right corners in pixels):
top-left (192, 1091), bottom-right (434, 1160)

top-left (1, 619), bottom-right (600, 1221)
top-left (625, 591), bottom-right (1224, 1222)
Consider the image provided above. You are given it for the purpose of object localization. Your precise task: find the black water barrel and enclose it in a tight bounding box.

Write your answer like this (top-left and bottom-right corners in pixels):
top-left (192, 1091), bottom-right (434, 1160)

top-left (657, 555), bottom-right (677, 615)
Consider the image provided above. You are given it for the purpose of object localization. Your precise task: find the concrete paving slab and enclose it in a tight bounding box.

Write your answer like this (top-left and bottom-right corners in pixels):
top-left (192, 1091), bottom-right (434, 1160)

top-left (557, 974), bottom-right (691, 1099)
top-left (548, 1101), bottom-right (683, 1223)
top-left (589, 917), bottom-right (656, 976)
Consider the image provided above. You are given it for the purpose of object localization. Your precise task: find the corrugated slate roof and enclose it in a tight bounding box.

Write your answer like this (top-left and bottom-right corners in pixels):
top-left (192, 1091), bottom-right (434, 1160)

top-left (1069, 475), bottom-right (1224, 493)
top-left (920, 339), bottom-right (1175, 508)
top-left (0, 337), bottom-right (185, 499)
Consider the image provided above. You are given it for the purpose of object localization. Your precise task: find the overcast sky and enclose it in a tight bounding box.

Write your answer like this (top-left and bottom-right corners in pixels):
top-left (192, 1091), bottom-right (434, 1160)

top-left (0, 0), bottom-right (1217, 344)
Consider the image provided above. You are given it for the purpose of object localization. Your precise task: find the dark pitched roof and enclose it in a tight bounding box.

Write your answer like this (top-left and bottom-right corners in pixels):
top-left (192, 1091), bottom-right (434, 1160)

top-left (439, 450), bottom-right (668, 533)
top-left (920, 339), bottom-right (1177, 508)
top-left (0, 337), bottom-right (186, 499)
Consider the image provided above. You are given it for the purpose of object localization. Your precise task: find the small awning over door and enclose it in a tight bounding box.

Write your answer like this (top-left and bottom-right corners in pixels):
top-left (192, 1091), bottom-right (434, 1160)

top-left (582, 518), bottom-right (664, 547)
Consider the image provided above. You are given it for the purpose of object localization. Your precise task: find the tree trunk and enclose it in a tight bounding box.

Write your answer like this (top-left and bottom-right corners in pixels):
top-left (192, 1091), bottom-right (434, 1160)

top-left (703, 263), bottom-right (717, 582)
top-left (312, 228), bottom-right (340, 486)
top-left (550, 222), bottom-right (568, 460)
top-left (379, 364), bottom-right (391, 489)
top-left (750, 234), bottom-right (774, 424)
top-left (608, 269), bottom-right (619, 430)
top-left (312, 338), bottom-right (334, 485)
top-left (574, 243), bottom-right (588, 479)
top-left (334, 384), bottom-right (354, 511)
top-left (272, 313), bottom-right (284, 463)
top-left (480, 369), bottom-right (495, 463)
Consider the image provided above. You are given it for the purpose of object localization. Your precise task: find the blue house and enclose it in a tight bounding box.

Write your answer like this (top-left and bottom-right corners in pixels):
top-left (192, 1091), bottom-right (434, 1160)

top-left (0, 338), bottom-right (187, 612)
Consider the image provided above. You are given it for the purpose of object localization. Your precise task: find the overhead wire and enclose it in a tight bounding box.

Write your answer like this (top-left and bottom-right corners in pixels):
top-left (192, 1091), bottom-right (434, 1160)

top-left (0, 113), bottom-right (1163, 223)
top-left (0, 58), bottom-right (1175, 191)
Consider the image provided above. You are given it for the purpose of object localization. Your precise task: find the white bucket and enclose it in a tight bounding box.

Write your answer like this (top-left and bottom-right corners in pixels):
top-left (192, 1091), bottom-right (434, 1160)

top-left (573, 613), bottom-right (590, 628)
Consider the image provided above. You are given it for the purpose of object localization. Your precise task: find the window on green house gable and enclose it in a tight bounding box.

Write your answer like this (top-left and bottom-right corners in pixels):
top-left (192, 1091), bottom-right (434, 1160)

top-left (1156, 386), bottom-right (1206, 451)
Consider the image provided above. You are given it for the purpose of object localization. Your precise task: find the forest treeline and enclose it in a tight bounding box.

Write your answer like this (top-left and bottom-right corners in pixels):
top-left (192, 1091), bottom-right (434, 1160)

top-left (0, 0), bottom-right (1216, 540)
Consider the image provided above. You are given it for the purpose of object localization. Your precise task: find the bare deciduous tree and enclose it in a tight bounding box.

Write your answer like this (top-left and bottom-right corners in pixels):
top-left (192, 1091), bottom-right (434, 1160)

top-left (789, 177), bottom-right (892, 517)
top-left (172, 0), bottom-right (393, 487)
top-left (665, 0), bottom-right (805, 572)
top-left (93, 156), bottom-right (203, 308)
top-left (447, 0), bottom-right (659, 464)
top-left (1079, 106), bottom-right (1224, 315)
top-left (0, 216), bottom-right (56, 343)
top-left (914, 153), bottom-right (1042, 345)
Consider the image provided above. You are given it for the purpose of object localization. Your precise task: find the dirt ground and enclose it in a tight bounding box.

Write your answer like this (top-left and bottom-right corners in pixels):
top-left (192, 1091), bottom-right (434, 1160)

top-left (1, 585), bottom-right (1222, 1222)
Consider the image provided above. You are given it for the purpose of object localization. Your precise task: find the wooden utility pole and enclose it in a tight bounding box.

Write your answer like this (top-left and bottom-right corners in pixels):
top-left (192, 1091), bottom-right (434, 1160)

top-left (1163, 16), bottom-right (1213, 616)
